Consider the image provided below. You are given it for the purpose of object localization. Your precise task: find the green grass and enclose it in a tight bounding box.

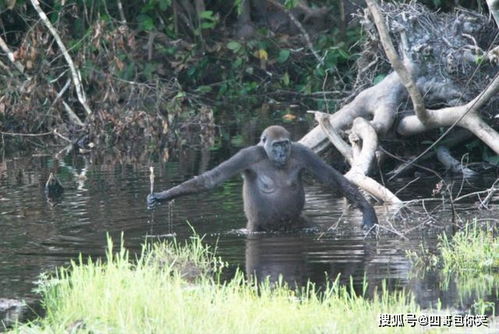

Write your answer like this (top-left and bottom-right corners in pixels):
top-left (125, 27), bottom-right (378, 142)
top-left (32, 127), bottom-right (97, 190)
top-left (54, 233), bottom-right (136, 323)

top-left (438, 223), bottom-right (498, 273)
top-left (438, 222), bottom-right (498, 315)
top-left (407, 221), bottom-right (498, 316)
top-left (9, 235), bottom-right (454, 334)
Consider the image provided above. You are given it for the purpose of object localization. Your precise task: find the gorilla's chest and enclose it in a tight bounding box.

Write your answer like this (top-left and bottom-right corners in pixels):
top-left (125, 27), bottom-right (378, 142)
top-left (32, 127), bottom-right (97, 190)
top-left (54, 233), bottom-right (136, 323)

top-left (244, 161), bottom-right (302, 194)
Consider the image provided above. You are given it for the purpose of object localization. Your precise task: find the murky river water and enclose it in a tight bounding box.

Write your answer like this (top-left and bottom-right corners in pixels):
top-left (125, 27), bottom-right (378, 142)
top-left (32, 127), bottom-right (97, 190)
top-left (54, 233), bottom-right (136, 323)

top-left (0, 132), bottom-right (498, 321)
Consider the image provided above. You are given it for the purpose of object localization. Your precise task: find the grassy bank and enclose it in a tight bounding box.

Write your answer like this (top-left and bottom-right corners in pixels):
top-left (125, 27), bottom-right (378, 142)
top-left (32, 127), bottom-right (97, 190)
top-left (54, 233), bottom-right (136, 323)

top-left (408, 221), bottom-right (498, 316)
top-left (438, 223), bottom-right (499, 316)
top-left (438, 223), bottom-right (498, 273)
top-left (7, 236), bottom-right (435, 334)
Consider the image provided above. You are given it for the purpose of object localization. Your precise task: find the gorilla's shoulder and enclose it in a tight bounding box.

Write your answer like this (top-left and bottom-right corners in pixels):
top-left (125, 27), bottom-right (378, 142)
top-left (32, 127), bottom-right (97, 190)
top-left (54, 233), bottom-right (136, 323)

top-left (291, 142), bottom-right (313, 154)
top-left (237, 145), bottom-right (267, 160)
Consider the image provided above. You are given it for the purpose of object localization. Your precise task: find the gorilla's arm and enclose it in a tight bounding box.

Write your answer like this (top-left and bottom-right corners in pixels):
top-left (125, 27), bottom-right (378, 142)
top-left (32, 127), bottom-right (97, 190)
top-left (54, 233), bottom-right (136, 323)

top-left (148, 146), bottom-right (265, 206)
top-left (295, 144), bottom-right (378, 228)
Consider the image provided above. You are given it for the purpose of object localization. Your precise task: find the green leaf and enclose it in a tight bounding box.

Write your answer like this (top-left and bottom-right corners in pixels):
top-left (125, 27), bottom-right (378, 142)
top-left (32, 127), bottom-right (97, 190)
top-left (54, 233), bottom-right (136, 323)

top-left (175, 91), bottom-right (186, 99)
top-left (201, 22), bottom-right (215, 29)
top-left (199, 10), bottom-right (214, 19)
top-left (227, 41), bottom-right (242, 52)
top-left (158, 0), bottom-right (172, 11)
top-left (277, 49), bottom-right (290, 63)
top-left (195, 85), bottom-right (213, 93)
top-left (284, 0), bottom-right (299, 9)
top-left (281, 72), bottom-right (290, 86)
top-left (230, 135), bottom-right (244, 147)
top-left (143, 63), bottom-right (156, 80)
top-left (138, 15), bottom-right (155, 31)
top-left (233, 57), bottom-right (243, 68)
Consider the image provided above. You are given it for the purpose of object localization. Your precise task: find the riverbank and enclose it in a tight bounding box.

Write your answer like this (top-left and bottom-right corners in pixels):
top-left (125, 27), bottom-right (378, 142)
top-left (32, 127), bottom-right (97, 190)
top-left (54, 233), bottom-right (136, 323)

top-left (7, 235), bottom-right (422, 333)
top-left (8, 225), bottom-right (498, 333)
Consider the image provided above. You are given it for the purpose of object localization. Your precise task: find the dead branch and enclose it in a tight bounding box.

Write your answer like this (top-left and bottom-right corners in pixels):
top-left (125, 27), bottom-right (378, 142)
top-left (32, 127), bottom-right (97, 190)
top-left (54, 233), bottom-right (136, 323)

top-left (116, 0), bottom-right (127, 24)
top-left (300, 72), bottom-right (404, 152)
top-left (365, 0), bottom-right (429, 125)
top-left (487, 0), bottom-right (499, 27)
top-left (311, 111), bottom-right (353, 164)
top-left (0, 36), bottom-right (29, 78)
top-left (345, 117), bottom-right (402, 203)
top-left (386, 129), bottom-right (472, 179)
top-left (50, 79), bottom-right (71, 107)
top-left (310, 111), bottom-right (401, 203)
top-left (397, 73), bottom-right (499, 154)
top-left (479, 179), bottom-right (498, 209)
top-left (30, 0), bottom-right (93, 116)
top-left (53, 129), bottom-right (72, 143)
top-left (0, 131), bottom-right (53, 137)
top-left (62, 101), bottom-right (85, 127)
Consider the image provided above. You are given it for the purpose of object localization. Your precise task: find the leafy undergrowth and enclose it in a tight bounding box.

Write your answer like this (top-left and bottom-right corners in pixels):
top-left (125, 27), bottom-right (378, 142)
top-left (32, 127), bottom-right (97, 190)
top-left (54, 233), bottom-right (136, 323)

top-left (6, 235), bottom-right (446, 334)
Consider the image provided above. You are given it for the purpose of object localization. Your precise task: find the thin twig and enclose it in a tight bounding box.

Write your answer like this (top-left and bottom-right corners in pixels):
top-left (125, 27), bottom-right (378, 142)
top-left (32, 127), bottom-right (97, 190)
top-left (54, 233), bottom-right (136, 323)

top-left (376, 223), bottom-right (408, 240)
top-left (116, 0), bottom-right (127, 24)
top-left (62, 101), bottom-right (85, 127)
top-left (30, 0), bottom-right (92, 116)
top-left (149, 166), bottom-right (155, 195)
top-left (0, 131), bottom-right (52, 137)
top-left (486, 0), bottom-right (499, 27)
top-left (53, 129), bottom-right (72, 143)
top-left (50, 79), bottom-right (71, 108)
top-left (394, 176), bottom-right (421, 196)
top-left (454, 179), bottom-right (499, 202)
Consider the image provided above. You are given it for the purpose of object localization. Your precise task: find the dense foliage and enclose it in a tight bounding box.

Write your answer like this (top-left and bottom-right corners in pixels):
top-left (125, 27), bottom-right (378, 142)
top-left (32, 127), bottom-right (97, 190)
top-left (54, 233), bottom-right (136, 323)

top-left (0, 0), bottom-right (362, 149)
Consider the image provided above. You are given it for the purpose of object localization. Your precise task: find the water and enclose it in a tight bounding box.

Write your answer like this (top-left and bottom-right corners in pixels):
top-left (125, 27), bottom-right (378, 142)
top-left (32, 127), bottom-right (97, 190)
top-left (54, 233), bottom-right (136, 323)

top-left (0, 142), bottom-right (498, 318)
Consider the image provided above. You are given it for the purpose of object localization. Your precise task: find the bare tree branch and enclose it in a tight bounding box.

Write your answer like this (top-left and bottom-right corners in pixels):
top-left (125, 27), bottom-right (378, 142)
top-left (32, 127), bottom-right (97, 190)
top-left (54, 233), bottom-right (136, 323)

top-left (486, 0), bottom-right (499, 27)
top-left (30, 0), bottom-right (93, 116)
top-left (398, 73), bottom-right (499, 154)
top-left (365, 0), bottom-right (429, 125)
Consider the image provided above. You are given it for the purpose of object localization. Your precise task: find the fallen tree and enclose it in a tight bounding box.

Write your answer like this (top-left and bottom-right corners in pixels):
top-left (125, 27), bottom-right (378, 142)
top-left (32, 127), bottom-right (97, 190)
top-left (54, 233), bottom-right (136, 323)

top-left (299, 0), bottom-right (499, 203)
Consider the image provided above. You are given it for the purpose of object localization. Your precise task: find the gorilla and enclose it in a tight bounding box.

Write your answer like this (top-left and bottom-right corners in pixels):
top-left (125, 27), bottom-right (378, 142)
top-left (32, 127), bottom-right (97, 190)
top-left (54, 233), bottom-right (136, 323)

top-left (147, 125), bottom-right (378, 231)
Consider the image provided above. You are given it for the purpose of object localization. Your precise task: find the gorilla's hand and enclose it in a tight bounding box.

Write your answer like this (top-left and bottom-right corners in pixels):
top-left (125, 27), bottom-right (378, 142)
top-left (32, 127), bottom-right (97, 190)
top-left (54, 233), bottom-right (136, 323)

top-left (362, 207), bottom-right (378, 230)
top-left (147, 193), bottom-right (158, 209)
top-left (147, 192), bottom-right (169, 209)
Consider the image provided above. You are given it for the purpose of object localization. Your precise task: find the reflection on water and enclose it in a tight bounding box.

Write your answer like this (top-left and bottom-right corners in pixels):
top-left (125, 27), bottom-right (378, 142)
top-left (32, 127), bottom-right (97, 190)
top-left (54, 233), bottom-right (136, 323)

top-left (0, 147), bottom-right (498, 317)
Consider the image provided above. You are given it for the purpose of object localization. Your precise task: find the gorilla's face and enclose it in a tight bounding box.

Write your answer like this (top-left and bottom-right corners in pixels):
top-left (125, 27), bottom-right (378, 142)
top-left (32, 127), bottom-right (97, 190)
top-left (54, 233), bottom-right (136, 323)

top-left (268, 139), bottom-right (290, 167)
top-left (260, 126), bottom-right (291, 168)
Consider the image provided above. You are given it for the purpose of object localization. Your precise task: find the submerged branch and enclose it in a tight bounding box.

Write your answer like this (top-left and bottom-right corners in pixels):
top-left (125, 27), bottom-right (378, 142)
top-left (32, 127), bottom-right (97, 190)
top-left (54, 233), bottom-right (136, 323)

top-left (436, 146), bottom-right (476, 177)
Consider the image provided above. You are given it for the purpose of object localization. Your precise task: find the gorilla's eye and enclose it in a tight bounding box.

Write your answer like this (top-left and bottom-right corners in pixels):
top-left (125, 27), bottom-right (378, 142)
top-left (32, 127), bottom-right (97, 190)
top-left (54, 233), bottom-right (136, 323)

top-left (262, 136), bottom-right (267, 143)
top-left (273, 139), bottom-right (289, 147)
